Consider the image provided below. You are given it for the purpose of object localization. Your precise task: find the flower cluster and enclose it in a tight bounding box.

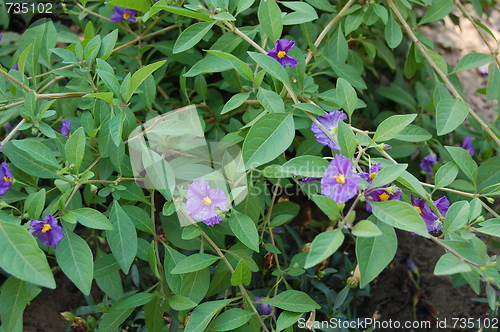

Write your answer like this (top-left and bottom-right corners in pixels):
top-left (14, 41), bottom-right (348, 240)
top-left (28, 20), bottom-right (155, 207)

top-left (29, 214), bottom-right (65, 248)
top-left (186, 178), bottom-right (228, 226)
top-left (419, 136), bottom-right (474, 173)
top-left (411, 195), bottom-right (449, 233)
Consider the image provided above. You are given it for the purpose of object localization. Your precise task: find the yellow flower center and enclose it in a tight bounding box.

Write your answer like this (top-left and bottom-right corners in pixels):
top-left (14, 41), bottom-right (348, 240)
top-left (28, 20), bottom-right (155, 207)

top-left (369, 172), bottom-right (377, 180)
top-left (334, 174), bottom-right (345, 184)
top-left (123, 11), bottom-right (130, 19)
top-left (378, 192), bottom-right (390, 201)
top-left (3, 176), bottom-right (11, 182)
top-left (330, 127), bottom-right (338, 135)
top-left (413, 205), bottom-right (422, 215)
top-left (201, 196), bottom-right (212, 205)
top-left (465, 149), bottom-right (470, 153)
top-left (42, 223), bottom-right (52, 233)
top-left (277, 50), bottom-right (287, 59)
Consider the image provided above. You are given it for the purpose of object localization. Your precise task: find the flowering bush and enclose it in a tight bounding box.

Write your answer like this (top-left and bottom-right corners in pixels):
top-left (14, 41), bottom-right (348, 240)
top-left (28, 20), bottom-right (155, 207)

top-left (0, 0), bottom-right (499, 331)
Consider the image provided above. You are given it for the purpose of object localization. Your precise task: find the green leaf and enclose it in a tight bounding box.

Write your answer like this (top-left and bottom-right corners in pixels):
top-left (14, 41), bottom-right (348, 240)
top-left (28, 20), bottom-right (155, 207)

top-left (279, 155), bottom-right (328, 177)
top-left (336, 78), bottom-right (357, 118)
top-left (182, 225), bottom-right (203, 240)
top-left (370, 164), bottom-right (408, 189)
top-left (210, 308), bottom-right (254, 331)
top-left (24, 189), bottom-right (46, 220)
top-left (311, 195), bottom-right (341, 220)
top-left (434, 162), bottom-right (459, 190)
top-left (281, 1), bottom-right (318, 25)
top-left (184, 299), bottom-right (232, 332)
top-left (453, 52), bottom-right (492, 73)
top-left (351, 219), bottom-right (382, 237)
top-left (373, 114), bottom-right (417, 142)
top-left (65, 208), bottom-right (113, 230)
top-left (356, 219), bottom-right (397, 288)
top-left (97, 297), bottom-right (135, 332)
top-left (124, 60), bottom-right (167, 102)
top-left (144, 294), bottom-right (166, 332)
top-left (0, 277), bottom-right (29, 332)
top-left (171, 253), bottom-right (220, 274)
top-left (169, 295), bottom-right (198, 311)
top-left (396, 171), bottom-right (428, 198)
top-left (327, 26), bottom-right (348, 64)
top-left (83, 92), bottom-right (114, 104)
top-left (221, 92), bottom-right (251, 115)
top-left (242, 113), bottom-right (294, 169)
top-left (434, 253), bottom-right (471, 275)
top-left (276, 311), bottom-right (303, 331)
top-left (258, 0), bottom-right (282, 41)
top-left (228, 210), bottom-right (260, 252)
top-left (337, 121), bottom-right (357, 158)
top-left (371, 201), bottom-right (430, 238)
top-left (442, 201), bottom-right (469, 234)
top-left (206, 50), bottom-right (254, 82)
top-left (476, 220), bottom-right (500, 238)
top-left (116, 292), bottom-right (156, 309)
top-left (153, 4), bottom-right (212, 21)
top-left (184, 56), bottom-right (232, 76)
top-left (0, 220), bottom-right (55, 289)
top-left (418, 0), bottom-right (454, 25)
top-left (3, 140), bottom-right (60, 179)
top-left (445, 146), bottom-right (478, 185)
top-left (180, 268), bottom-right (210, 303)
top-left (56, 231), bottom-right (93, 295)
top-left (257, 88), bottom-right (284, 113)
top-left (304, 228), bottom-right (344, 269)
top-left (266, 290), bottom-right (320, 312)
top-left (108, 201), bottom-right (138, 273)
top-left (293, 103), bottom-right (325, 116)
top-left (173, 22), bottom-right (215, 54)
top-left (230, 259), bottom-right (252, 286)
top-left (477, 156), bottom-right (500, 194)
top-left (377, 85), bottom-right (416, 111)
top-left (64, 127), bottom-right (85, 171)
top-left (248, 52), bottom-right (290, 88)
top-left (108, 0), bottom-right (151, 12)
top-left (327, 61), bottom-right (367, 89)
top-left (436, 99), bottom-right (470, 136)
top-left (394, 124), bottom-right (432, 142)
top-left (385, 15), bottom-right (402, 48)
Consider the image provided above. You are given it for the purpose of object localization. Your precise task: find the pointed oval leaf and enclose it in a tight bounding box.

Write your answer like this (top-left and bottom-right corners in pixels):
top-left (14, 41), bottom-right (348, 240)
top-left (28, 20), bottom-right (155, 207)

top-left (170, 253), bottom-right (220, 274)
top-left (304, 228), bottom-right (345, 269)
top-left (266, 290), bottom-right (320, 312)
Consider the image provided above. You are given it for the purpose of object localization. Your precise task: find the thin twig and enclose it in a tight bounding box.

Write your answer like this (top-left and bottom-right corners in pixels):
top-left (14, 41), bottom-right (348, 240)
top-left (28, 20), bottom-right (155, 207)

top-left (305, 0), bottom-right (357, 65)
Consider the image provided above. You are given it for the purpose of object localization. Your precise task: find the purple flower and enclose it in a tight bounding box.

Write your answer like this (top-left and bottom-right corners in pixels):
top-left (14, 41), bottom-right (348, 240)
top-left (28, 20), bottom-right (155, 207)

top-left (61, 119), bottom-right (71, 137)
top-left (29, 214), bottom-right (65, 248)
top-left (267, 39), bottom-right (298, 68)
top-left (310, 110), bottom-right (347, 150)
top-left (321, 155), bottom-right (360, 204)
top-left (186, 178), bottom-right (228, 225)
top-left (359, 163), bottom-right (381, 183)
top-left (477, 66), bottom-right (488, 76)
top-left (12, 63), bottom-right (18, 71)
top-left (411, 195), bottom-right (449, 233)
top-left (0, 162), bottom-right (13, 196)
top-left (364, 185), bottom-right (402, 211)
top-left (203, 215), bottom-right (223, 226)
top-left (419, 154), bottom-right (437, 172)
top-left (461, 136), bottom-right (475, 156)
top-left (2, 122), bottom-right (12, 134)
top-left (0, 35), bottom-right (2, 41)
top-left (110, 6), bottom-right (138, 22)
top-left (255, 296), bottom-right (273, 316)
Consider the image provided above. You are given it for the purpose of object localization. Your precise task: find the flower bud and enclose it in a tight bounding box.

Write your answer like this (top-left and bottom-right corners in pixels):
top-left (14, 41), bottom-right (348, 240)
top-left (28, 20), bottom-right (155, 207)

top-left (301, 243), bottom-right (311, 253)
top-left (347, 276), bottom-right (358, 288)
